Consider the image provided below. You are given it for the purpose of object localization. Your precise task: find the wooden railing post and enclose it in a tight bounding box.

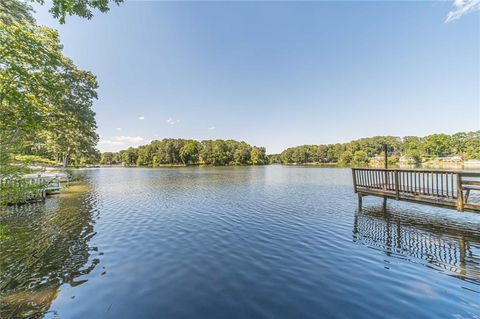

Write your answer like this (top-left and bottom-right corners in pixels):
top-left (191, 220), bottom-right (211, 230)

top-left (383, 144), bottom-right (388, 190)
top-left (456, 173), bottom-right (464, 212)
top-left (352, 169), bottom-right (358, 193)
top-left (394, 170), bottom-right (399, 200)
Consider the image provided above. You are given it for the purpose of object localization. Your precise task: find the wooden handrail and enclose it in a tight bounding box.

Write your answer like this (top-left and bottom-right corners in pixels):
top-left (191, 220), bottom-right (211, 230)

top-left (462, 180), bottom-right (480, 186)
top-left (457, 174), bottom-right (463, 211)
top-left (352, 167), bottom-right (478, 174)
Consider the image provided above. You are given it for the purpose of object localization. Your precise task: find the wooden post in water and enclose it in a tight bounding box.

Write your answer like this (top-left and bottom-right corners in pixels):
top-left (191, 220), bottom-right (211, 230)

top-left (456, 173), bottom-right (464, 212)
top-left (352, 169), bottom-right (358, 193)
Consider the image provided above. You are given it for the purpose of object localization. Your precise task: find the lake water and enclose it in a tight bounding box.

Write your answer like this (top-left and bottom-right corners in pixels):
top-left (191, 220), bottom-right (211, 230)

top-left (1, 166), bottom-right (479, 318)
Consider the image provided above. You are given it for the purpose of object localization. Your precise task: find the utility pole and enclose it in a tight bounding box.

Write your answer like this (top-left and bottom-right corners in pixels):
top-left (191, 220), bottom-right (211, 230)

top-left (384, 144), bottom-right (388, 169)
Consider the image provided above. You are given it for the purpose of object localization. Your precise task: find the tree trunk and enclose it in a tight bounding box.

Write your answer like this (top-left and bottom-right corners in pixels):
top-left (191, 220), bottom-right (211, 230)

top-left (63, 154), bottom-right (70, 168)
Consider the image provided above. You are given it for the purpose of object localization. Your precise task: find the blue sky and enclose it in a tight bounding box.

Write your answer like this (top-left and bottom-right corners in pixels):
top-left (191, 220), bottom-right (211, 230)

top-left (34, 1), bottom-right (479, 154)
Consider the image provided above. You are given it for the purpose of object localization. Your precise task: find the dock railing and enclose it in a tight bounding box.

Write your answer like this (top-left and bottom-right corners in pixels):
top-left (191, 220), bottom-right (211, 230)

top-left (352, 168), bottom-right (480, 212)
top-left (0, 176), bottom-right (61, 205)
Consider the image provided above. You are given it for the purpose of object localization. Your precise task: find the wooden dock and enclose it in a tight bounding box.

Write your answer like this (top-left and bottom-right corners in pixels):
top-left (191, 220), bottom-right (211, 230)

top-left (352, 168), bottom-right (480, 212)
top-left (0, 175), bottom-right (64, 205)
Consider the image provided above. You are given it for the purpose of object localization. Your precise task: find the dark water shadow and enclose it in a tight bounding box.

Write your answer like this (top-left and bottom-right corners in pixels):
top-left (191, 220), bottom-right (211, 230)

top-left (0, 184), bottom-right (101, 318)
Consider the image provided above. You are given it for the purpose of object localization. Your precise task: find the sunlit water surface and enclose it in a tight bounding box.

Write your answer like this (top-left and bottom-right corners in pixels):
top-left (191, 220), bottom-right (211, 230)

top-left (1, 167), bottom-right (479, 318)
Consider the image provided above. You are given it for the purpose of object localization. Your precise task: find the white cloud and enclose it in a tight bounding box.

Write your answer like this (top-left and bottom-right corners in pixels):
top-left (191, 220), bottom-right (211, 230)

top-left (116, 127), bottom-right (122, 131)
top-left (98, 140), bottom-right (123, 146)
top-left (166, 118), bottom-right (179, 125)
top-left (97, 136), bottom-right (145, 152)
top-left (115, 136), bottom-right (145, 143)
top-left (446, 0), bottom-right (480, 22)
top-left (208, 126), bottom-right (216, 130)
top-left (138, 116), bottom-right (145, 120)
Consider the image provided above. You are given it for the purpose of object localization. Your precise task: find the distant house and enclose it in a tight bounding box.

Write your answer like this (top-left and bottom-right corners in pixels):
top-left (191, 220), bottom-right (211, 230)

top-left (465, 160), bottom-right (480, 167)
top-left (370, 156), bottom-right (385, 167)
top-left (400, 156), bottom-right (419, 166)
top-left (436, 156), bottom-right (463, 162)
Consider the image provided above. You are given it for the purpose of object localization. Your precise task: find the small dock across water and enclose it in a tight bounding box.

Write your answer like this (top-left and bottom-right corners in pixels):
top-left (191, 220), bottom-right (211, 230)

top-left (352, 168), bottom-right (480, 212)
top-left (1, 174), bottom-right (67, 205)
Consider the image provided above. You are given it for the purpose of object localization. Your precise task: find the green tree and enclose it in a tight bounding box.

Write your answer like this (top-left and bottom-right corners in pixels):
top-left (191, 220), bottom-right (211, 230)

top-left (233, 143), bottom-right (251, 165)
top-left (317, 145), bottom-right (329, 163)
top-left (180, 140), bottom-right (199, 164)
top-left (121, 148), bottom-right (137, 166)
top-left (251, 147), bottom-right (266, 165)
top-left (102, 139), bottom-right (268, 167)
top-left (402, 136), bottom-right (424, 162)
top-left (462, 131), bottom-right (480, 160)
top-left (267, 154), bottom-right (281, 164)
top-left (30, 0), bottom-right (123, 24)
top-left (100, 152), bottom-right (113, 165)
top-left (423, 134), bottom-right (452, 157)
top-left (211, 140), bottom-right (229, 165)
top-left (43, 57), bottom-right (99, 167)
top-left (338, 150), bottom-right (353, 166)
top-left (1, 0), bottom-right (99, 174)
top-left (0, 0), bottom-right (34, 24)
top-left (1, 6), bottom-right (63, 160)
top-left (352, 150), bottom-right (369, 166)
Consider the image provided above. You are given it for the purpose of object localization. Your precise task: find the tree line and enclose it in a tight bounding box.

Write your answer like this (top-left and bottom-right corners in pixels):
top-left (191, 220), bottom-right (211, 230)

top-left (100, 139), bottom-right (267, 166)
top-left (1, 0), bottom-right (100, 175)
top-left (271, 131), bottom-right (480, 166)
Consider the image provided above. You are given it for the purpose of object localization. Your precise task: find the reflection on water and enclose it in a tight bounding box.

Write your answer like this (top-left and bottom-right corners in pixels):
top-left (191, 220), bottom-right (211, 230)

top-left (0, 184), bottom-right (101, 318)
top-left (353, 204), bottom-right (480, 286)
